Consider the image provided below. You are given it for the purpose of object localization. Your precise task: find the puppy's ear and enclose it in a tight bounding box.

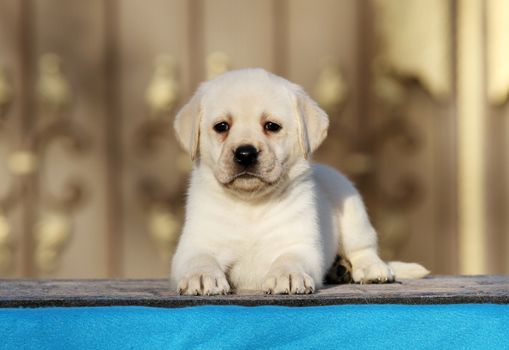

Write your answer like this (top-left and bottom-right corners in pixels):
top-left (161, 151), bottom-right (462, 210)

top-left (174, 89), bottom-right (203, 160)
top-left (294, 88), bottom-right (329, 158)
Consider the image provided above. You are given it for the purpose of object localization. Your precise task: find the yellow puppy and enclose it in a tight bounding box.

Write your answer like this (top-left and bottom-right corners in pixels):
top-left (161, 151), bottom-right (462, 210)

top-left (171, 68), bottom-right (429, 295)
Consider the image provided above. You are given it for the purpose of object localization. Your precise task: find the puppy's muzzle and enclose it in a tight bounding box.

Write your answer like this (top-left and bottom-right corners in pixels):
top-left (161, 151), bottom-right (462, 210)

top-left (234, 145), bottom-right (258, 167)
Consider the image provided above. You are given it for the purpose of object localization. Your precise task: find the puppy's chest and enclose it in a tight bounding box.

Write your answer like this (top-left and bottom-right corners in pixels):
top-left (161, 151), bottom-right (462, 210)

top-left (212, 201), bottom-right (321, 259)
top-left (218, 198), bottom-right (316, 236)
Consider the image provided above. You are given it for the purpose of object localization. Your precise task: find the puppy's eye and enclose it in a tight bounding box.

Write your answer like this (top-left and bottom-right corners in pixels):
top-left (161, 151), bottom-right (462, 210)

top-left (264, 121), bottom-right (282, 133)
top-left (213, 122), bottom-right (230, 133)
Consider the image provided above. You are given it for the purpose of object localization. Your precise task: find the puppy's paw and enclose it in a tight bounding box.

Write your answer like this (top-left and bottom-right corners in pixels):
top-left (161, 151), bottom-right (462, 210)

top-left (177, 273), bottom-right (230, 296)
top-left (262, 272), bottom-right (315, 295)
top-left (352, 259), bottom-right (394, 284)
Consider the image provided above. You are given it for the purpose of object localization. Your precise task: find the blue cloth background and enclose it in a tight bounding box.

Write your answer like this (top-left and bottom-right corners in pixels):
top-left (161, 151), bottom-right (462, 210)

top-left (0, 304), bottom-right (508, 349)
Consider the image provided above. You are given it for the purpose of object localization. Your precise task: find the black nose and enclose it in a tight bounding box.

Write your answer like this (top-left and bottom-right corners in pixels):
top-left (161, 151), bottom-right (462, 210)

top-left (234, 145), bottom-right (258, 167)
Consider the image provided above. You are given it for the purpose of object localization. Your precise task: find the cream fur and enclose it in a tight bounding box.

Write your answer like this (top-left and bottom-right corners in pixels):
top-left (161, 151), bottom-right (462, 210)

top-left (171, 68), bottom-right (429, 295)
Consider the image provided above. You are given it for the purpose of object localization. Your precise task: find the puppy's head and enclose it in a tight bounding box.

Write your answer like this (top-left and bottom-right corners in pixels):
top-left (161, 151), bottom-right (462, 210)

top-left (174, 68), bottom-right (328, 198)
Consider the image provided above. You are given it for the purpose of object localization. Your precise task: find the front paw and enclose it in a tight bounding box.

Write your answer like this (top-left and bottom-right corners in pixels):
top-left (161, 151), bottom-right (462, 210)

top-left (177, 272), bottom-right (230, 296)
top-left (350, 249), bottom-right (394, 283)
top-left (262, 272), bottom-right (315, 295)
top-left (350, 253), bottom-right (395, 284)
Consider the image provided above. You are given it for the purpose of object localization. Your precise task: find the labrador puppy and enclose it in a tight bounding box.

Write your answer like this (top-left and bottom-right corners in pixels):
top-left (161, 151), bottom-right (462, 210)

top-left (171, 68), bottom-right (429, 295)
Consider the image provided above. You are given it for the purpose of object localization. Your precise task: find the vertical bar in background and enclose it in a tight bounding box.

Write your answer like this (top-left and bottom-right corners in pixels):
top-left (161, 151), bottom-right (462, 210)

top-left (104, 0), bottom-right (122, 277)
top-left (486, 0), bottom-right (509, 273)
top-left (486, 0), bottom-right (509, 106)
top-left (457, 0), bottom-right (486, 274)
top-left (19, 0), bottom-right (36, 277)
top-left (0, 0), bottom-right (31, 277)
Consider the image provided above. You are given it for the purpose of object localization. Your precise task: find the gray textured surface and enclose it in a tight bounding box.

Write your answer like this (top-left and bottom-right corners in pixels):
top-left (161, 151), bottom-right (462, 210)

top-left (0, 275), bottom-right (508, 308)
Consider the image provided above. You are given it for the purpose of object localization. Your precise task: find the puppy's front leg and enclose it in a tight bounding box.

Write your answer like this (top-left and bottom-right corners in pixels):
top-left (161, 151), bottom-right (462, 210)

top-left (174, 254), bottom-right (230, 295)
top-left (340, 191), bottom-right (394, 284)
top-left (262, 254), bottom-right (315, 294)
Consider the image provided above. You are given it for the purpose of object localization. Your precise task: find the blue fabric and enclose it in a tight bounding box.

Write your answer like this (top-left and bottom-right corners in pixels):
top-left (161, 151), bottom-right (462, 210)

top-left (0, 304), bottom-right (508, 350)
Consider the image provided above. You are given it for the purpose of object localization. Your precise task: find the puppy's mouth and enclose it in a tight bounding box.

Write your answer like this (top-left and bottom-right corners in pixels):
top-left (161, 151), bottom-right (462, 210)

top-left (222, 171), bottom-right (275, 195)
top-left (231, 171), bottom-right (264, 181)
top-left (227, 167), bottom-right (283, 186)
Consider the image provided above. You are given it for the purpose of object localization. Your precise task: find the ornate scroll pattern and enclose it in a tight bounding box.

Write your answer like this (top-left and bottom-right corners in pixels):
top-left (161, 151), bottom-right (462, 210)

top-left (206, 51), bottom-right (230, 80)
top-left (138, 55), bottom-right (180, 151)
top-left (368, 78), bottom-right (423, 258)
top-left (311, 59), bottom-right (375, 177)
top-left (368, 0), bottom-right (451, 257)
top-left (371, 0), bottom-right (451, 100)
top-left (313, 58), bottom-right (347, 114)
top-left (0, 54), bottom-right (88, 274)
top-left (34, 212), bottom-right (72, 273)
top-left (33, 53), bottom-right (88, 273)
top-left (1, 149), bottom-right (37, 273)
top-left (145, 55), bottom-right (179, 118)
top-left (37, 54), bottom-right (71, 117)
top-left (137, 54), bottom-right (185, 262)
top-left (138, 179), bottom-right (185, 262)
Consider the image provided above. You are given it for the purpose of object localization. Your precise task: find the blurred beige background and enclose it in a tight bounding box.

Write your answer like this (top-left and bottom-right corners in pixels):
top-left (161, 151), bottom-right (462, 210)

top-left (0, 0), bottom-right (507, 278)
